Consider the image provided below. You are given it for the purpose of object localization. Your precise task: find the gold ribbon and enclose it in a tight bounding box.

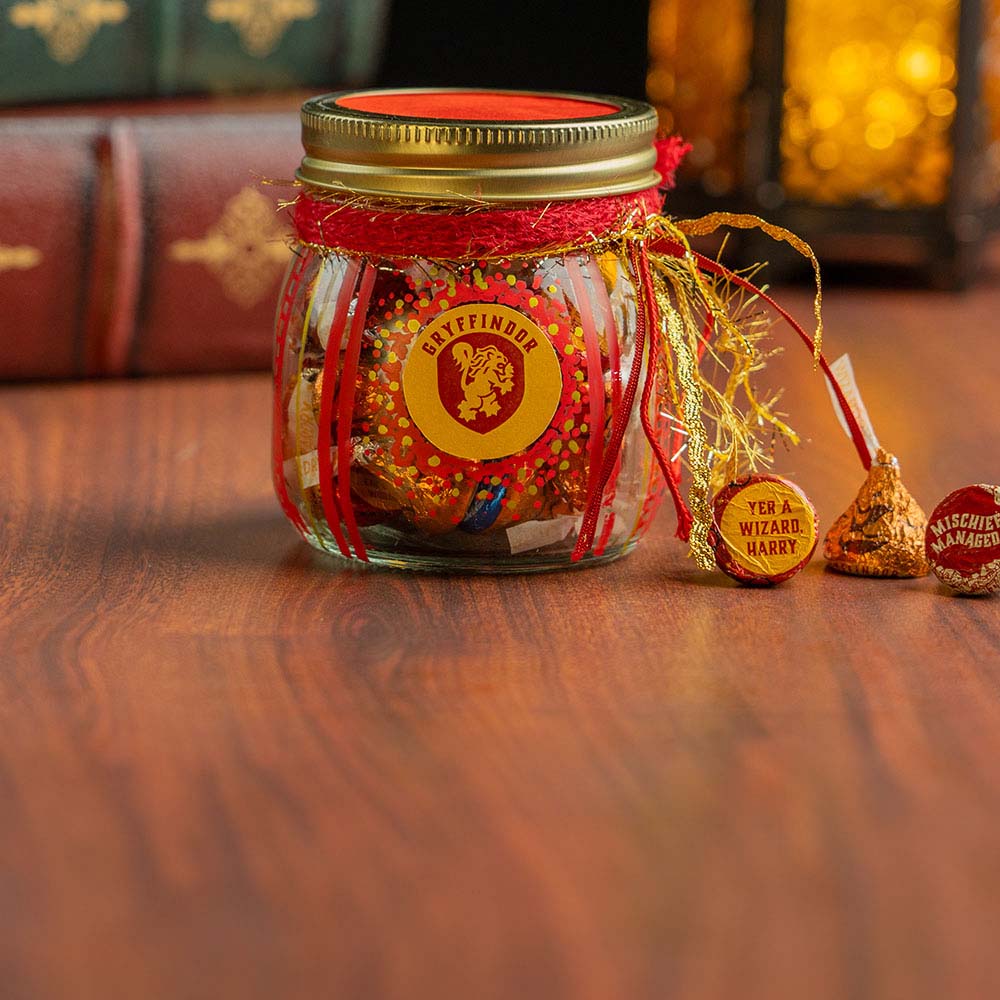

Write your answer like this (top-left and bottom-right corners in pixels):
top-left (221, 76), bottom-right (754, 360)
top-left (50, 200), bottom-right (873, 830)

top-left (675, 212), bottom-right (823, 361)
top-left (631, 214), bottom-right (820, 568)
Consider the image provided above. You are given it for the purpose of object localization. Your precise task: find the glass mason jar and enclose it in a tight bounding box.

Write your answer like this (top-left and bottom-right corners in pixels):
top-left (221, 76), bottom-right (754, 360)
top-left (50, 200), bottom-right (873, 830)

top-left (273, 89), bottom-right (671, 571)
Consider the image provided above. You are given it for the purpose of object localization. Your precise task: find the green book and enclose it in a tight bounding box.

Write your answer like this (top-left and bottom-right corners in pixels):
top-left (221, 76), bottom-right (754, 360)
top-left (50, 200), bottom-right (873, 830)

top-left (0, 0), bottom-right (388, 105)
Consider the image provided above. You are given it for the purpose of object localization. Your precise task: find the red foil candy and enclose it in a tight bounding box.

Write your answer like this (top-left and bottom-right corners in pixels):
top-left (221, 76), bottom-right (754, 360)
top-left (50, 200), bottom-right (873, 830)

top-left (926, 485), bottom-right (1000, 595)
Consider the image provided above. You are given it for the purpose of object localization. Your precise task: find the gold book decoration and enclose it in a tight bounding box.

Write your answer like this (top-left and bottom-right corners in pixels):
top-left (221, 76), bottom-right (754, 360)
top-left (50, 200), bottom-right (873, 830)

top-left (0, 244), bottom-right (42, 273)
top-left (204, 0), bottom-right (318, 57)
top-left (168, 187), bottom-right (290, 309)
top-left (7, 0), bottom-right (129, 63)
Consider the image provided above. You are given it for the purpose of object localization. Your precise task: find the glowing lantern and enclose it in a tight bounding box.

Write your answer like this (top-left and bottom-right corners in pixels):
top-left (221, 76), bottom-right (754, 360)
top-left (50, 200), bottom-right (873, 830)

top-left (648, 0), bottom-right (1000, 284)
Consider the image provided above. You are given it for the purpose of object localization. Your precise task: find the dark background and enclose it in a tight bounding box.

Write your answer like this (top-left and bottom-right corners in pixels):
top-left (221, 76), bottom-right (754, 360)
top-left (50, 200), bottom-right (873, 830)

top-left (379, 0), bottom-right (648, 99)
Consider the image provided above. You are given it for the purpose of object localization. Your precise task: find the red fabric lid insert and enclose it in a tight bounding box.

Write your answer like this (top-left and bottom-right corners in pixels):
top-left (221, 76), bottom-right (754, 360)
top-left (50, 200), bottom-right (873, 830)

top-left (335, 91), bottom-right (620, 122)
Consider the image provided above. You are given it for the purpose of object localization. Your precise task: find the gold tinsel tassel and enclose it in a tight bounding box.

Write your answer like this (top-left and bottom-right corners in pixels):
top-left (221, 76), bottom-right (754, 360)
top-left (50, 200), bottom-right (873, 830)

top-left (642, 215), bottom-right (820, 568)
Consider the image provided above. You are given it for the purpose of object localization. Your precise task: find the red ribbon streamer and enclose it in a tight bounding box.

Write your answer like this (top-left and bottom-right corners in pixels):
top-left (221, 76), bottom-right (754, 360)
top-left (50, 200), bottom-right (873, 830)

top-left (318, 256), bottom-right (363, 560)
top-left (665, 242), bottom-right (873, 471)
top-left (587, 257), bottom-right (625, 556)
top-left (336, 265), bottom-right (377, 561)
top-left (272, 251), bottom-right (311, 536)
top-left (564, 256), bottom-right (607, 543)
top-left (573, 236), bottom-right (875, 561)
top-left (571, 240), bottom-right (692, 562)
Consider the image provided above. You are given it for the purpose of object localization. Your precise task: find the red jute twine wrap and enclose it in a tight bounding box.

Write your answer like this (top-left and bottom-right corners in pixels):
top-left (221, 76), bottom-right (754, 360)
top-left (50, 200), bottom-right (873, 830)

top-left (290, 138), bottom-right (872, 564)
top-left (293, 186), bottom-right (664, 261)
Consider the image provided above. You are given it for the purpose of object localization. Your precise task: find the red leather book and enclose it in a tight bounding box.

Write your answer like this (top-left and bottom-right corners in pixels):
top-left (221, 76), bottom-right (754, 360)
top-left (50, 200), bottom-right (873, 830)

top-left (1, 118), bottom-right (103, 379)
top-left (0, 97), bottom-right (304, 379)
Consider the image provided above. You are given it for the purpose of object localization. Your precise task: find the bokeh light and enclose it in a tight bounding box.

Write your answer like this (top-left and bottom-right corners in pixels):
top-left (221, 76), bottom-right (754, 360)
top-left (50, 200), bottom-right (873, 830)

top-left (780, 0), bottom-right (958, 206)
top-left (645, 0), bottom-right (1000, 210)
top-left (646, 0), bottom-right (752, 197)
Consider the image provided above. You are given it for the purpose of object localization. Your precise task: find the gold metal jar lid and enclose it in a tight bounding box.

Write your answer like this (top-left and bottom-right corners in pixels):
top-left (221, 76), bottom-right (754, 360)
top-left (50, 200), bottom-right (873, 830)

top-left (297, 88), bottom-right (660, 203)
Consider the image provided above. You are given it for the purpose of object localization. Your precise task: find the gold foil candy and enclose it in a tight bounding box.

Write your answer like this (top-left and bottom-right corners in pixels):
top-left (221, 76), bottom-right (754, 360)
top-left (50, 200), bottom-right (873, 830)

top-left (483, 470), bottom-right (557, 533)
top-left (286, 367), bottom-right (323, 455)
top-left (351, 443), bottom-right (475, 535)
top-left (824, 448), bottom-right (930, 578)
top-left (353, 376), bottom-right (388, 429)
top-left (351, 466), bottom-right (406, 515)
top-left (549, 444), bottom-right (590, 516)
top-left (405, 472), bottom-right (477, 535)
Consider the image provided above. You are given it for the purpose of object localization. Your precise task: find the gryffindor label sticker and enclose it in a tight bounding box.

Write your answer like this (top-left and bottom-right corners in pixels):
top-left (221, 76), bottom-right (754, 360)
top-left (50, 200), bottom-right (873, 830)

top-left (402, 303), bottom-right (562, 461)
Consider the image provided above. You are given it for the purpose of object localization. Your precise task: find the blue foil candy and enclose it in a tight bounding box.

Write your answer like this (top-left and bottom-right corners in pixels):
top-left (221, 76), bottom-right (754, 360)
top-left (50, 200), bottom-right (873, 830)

top-left (459, 481), bottom-right (507, 533)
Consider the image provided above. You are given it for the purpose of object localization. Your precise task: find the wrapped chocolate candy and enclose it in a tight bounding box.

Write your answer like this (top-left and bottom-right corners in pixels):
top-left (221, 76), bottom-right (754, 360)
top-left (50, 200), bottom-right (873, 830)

top-left (824, 449), bottom-right (929, 578)
top-left (459, 479), bottom-right (508, 533)
top-left (351, 439), bottom-right (477, 535)
top-left (712, 475), bottom-right (818, 585)
top-left (926, 485), bottom-right (1000, 595)
top-left (286, 367), bottom-right (323, 455)
top-left (280, 367), bottom-right (328, 530)
top-left (547, 442), bottom-right (590, 516)
top-left (460, 466), bottom-right (563, 535)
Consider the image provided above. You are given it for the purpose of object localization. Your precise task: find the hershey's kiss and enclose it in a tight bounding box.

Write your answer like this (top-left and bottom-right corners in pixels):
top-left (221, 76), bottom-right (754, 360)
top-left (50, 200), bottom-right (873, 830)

top-left (824, 448), bottom-right (930, 578)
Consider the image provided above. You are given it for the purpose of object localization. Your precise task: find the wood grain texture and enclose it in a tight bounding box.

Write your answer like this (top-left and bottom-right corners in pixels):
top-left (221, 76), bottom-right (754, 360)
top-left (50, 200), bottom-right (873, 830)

top-left (2, 265), bottom-right (1000, 1000)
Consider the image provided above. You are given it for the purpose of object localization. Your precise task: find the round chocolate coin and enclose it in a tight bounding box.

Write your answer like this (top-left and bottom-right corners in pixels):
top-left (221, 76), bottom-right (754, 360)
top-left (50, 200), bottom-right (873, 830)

top-left (926, 485), bottom-right (1000, 595)
top-left (712, 475), bottom-right (818, 585)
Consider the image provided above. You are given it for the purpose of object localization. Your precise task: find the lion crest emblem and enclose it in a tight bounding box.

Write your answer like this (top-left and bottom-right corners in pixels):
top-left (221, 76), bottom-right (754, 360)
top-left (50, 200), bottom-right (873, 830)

top-left (451, 341), bottom-right (515, 422)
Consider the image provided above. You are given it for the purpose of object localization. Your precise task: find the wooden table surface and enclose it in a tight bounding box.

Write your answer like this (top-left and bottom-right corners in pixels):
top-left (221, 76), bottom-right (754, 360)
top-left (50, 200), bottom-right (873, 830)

top-left (2, 265), bottom-right (999, 1000)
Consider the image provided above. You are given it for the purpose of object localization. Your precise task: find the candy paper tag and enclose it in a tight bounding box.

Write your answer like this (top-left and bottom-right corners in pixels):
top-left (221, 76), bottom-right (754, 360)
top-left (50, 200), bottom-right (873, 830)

top-left (299, 451), bottom-right (321, 489)
top-left (284, 449), bottom-right (335, 490)
top-left (507, 516), bottom-right (578, 555)
top-left (827, 354), bottom-right (880, 461)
